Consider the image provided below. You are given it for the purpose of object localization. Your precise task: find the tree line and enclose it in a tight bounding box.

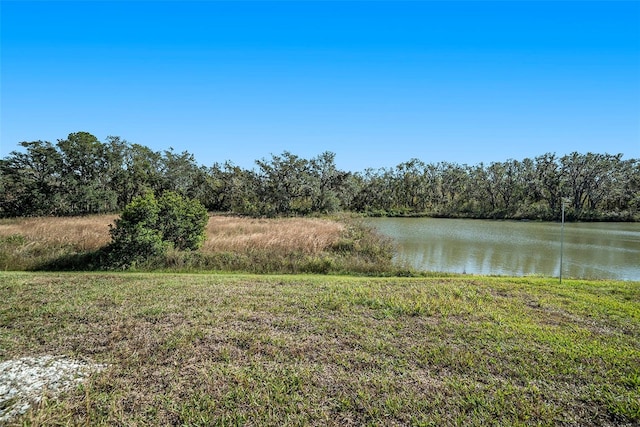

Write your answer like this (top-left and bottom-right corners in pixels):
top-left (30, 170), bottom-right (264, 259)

top-left (1, 131), bottom-right (639, 221)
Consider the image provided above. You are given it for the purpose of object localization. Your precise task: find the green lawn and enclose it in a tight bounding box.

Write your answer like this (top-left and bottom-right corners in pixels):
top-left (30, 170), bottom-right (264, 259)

top-left (1, 272), bottom-right (638, 426)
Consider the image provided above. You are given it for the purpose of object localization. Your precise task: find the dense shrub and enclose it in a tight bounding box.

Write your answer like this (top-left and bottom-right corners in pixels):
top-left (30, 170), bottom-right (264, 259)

top-left (157, 191), bottom-right (209, 250)
top-left (106, 192), bottom-right (208, 268)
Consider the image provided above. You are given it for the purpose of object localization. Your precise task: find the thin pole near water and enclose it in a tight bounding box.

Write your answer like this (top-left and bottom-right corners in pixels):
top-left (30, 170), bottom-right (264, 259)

top-left (560, 201), bottom-right (565, 284)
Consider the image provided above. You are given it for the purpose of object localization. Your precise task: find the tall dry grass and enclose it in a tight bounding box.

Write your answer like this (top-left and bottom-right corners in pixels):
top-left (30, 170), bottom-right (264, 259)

top-left (204, 216), bottom-right (344, 254)
top-left (0, 216), bottom-right (116, 251)
top-left (0, 214), bottom-right (391, 273)
top-left (0, 215), bottom-right (344, 254)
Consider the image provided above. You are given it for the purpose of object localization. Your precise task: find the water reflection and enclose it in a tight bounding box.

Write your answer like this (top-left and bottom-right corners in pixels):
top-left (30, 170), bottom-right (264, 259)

top-left (365, 218), bottom-right (640, 281)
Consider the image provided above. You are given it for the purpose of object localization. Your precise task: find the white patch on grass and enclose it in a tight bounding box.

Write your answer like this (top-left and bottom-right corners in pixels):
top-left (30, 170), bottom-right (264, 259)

top-left (0, 355), bottom-right (105, 423)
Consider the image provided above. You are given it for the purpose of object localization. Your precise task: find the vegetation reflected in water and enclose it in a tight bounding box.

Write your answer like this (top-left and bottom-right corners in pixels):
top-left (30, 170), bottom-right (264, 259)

top-left (366, 218), bottom-right (640, 280)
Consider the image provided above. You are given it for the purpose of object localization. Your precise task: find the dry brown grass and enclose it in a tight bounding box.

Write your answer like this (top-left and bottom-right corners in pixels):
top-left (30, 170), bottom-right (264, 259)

top-left (0, 215), bottom-right (116, 251)
top-left (0, 215), bottom-right (344, 254)
top-left (203, 216), bottom-right (344, 254)
top-left (0, 215), bottom-right (374, 273)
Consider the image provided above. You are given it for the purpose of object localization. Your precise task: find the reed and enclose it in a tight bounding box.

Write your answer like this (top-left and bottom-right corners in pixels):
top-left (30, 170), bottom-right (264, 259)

top-left (0, 216), bottom-right (115, 251)
top-left (203, 216), bottom-right (344, 255)
top-left (0, 216), bottom-right (342, 254)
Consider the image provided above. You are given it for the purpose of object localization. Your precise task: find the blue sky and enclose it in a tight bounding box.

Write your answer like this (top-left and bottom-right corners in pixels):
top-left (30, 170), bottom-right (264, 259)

top-left (2, 1), bottom-right (639, 172)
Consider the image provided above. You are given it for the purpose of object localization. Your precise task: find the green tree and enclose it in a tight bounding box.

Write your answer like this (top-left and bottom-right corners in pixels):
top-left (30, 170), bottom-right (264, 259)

top-left (122, 144), bottom-right (164, 204)
top-left (309, 151), bottom-right (349, 213)
top-left (437, 162), bottom-right (470, 215)
top-left (0, 140), bottom-right (64, 216)
top-left (392, 159), bottom-right (430, 213)
top-left (534, 153), bottom-right (563, 218)
top-left (207, 162), bottom-right (262, 215)
top-left (484, 160), bottom-right (523, 217)
top-left (351, 168), bottom-right (395, 214)
top-left (57, 132), bottom-right (115, 214)
top-left (256, 152), bottom-right (315, 215)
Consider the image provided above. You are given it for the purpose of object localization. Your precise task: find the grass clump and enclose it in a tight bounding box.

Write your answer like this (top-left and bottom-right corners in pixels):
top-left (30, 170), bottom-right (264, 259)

top-left (1, 273), bottom-right (638, 426)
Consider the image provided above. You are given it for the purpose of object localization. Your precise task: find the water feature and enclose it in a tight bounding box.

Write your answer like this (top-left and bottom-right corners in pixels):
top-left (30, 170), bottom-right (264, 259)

top-left (364, 218), bottom-right (640, 281)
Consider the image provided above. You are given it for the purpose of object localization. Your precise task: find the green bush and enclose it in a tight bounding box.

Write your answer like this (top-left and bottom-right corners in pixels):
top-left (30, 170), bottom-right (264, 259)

top-left (106, 192), bottom-right (208, 268)
top-left (157, 191), bottom-right (209, 250)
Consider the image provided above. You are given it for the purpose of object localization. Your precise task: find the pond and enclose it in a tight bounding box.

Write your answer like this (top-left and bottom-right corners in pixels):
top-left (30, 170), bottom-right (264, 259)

top-left (364, 218), bottom-right (640, 281)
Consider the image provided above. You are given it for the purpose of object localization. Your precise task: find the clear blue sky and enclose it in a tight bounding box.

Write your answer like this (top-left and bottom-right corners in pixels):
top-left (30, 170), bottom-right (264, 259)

top-left (2, 1), bottom-right (639, 172)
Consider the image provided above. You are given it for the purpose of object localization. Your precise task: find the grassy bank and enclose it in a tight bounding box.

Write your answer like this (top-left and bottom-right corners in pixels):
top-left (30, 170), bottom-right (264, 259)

top-left (1, 272), bottom-right (638, 426)
top-left (0, 215), bottom-right (396, 275)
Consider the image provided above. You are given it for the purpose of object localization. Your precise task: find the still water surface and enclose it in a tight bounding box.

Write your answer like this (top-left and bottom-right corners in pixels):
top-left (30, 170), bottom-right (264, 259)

top-left (364, 218), bottom-right (640, 281)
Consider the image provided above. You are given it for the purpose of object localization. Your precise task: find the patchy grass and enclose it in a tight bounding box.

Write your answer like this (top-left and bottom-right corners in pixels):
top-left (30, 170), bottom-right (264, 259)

top-left (1, 272), bottom-right (638, 426)
top-left (0, 215), bottom-right (395, 274)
